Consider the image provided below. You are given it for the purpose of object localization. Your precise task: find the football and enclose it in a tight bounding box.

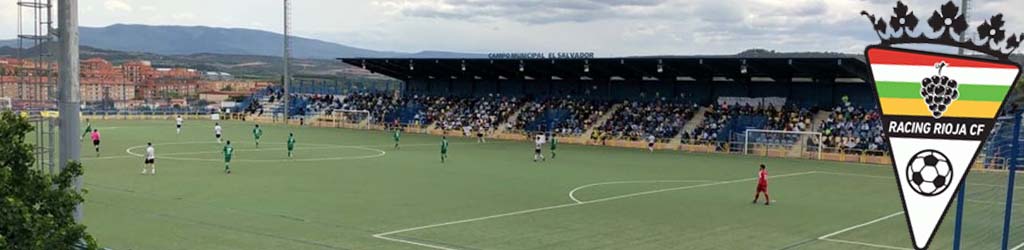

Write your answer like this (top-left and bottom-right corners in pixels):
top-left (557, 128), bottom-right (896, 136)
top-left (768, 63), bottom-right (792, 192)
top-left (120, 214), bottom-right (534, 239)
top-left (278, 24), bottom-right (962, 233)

top-left (906, 150), bottom-right (954, 196)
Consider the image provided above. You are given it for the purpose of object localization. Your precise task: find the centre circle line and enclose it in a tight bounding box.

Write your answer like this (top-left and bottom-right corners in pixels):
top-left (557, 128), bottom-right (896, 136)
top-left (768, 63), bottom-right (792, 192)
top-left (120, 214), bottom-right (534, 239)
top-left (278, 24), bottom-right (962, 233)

top-left (125, 141), bottom-right (386, 163)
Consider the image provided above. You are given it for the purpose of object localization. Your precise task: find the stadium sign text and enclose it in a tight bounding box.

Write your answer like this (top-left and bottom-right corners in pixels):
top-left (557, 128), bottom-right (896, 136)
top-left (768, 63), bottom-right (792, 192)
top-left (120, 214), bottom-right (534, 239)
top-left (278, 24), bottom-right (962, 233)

top-left (862, 1), bottom-right (1023, 249)
top-left (887, 120), bottom-right (985, 138)
top-left (487, 52), bottom-right (594, 60)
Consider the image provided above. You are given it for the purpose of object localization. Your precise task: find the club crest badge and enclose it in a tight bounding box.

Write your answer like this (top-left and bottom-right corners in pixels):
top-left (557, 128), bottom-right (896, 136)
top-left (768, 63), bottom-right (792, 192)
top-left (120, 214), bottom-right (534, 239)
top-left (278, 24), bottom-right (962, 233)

top-left (862, 1), bottom-right (1023, 249)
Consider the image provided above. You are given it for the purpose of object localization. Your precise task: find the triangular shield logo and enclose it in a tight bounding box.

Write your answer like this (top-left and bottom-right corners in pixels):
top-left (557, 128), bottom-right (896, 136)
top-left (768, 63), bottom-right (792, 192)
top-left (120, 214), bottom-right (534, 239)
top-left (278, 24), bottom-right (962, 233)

top-left (866, 46), bottom-right (1022, 249)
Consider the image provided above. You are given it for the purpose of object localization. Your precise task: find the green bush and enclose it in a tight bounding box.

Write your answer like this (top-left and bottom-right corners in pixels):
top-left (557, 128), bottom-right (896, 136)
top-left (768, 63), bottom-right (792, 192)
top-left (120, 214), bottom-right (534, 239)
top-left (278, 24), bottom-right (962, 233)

top-left (0, 111), bottom-right (98, 250)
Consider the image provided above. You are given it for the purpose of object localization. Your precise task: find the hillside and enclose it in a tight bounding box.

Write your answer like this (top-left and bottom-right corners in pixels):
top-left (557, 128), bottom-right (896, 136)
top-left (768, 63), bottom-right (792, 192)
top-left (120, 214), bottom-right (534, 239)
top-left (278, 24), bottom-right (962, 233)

top-left (0, 24), bottom-right (484, 60)
top-left (0, 44), bottom-right (388, 80)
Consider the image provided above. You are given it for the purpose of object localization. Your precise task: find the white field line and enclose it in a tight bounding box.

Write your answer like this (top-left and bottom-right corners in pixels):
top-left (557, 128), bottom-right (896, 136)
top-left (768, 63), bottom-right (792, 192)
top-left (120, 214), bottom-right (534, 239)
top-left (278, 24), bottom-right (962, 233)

top-left (152, 144), bottom-right (355, 157)
top-left (373, 171), bottom-right (818, 250)
top-left (817, 212), bottom-right (904, 239)
top-left (124, 142), bottom-right (387, 163)
top-left (124, 141), bottom-right (491, 157)
top-left (86, 141), bottom-right (508, 161)
top-left (1012, 240), bottom-right (1024, 250)
top-left (95, 141), bottom-right (495, 162)
top-left (816, 211), bottom-right (907, 250)
top-left (819, 238), bottom-right (912, 250)
top-left (374, 234), bottom-right (461, 250)
top-left (568, 180), bottom-right (714, 204)
top-left (821, 171), bottom-right (1024, 249)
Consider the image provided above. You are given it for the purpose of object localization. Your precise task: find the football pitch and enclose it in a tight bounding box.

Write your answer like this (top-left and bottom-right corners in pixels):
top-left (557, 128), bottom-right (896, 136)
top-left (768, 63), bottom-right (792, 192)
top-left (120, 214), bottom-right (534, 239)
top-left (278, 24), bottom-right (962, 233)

top-left (73, 120), bottom-right (1022, 250)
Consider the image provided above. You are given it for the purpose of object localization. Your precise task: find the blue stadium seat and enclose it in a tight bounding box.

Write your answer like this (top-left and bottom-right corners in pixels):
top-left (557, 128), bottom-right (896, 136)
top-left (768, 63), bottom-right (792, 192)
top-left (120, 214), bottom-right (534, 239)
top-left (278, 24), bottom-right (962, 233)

top-left (524, 109), bottom-right (567, 132)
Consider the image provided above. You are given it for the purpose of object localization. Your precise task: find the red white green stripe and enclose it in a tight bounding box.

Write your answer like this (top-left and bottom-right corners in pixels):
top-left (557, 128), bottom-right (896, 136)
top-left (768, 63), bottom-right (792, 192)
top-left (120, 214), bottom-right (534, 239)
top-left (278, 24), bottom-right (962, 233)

top-left (867, 48), bottom-right (1021, 118)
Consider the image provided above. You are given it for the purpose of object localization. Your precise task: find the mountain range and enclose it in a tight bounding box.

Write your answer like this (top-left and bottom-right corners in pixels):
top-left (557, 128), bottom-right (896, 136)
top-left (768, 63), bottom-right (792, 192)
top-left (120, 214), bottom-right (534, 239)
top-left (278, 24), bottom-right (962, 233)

top-left (0, 24), bottom-right (483, 59)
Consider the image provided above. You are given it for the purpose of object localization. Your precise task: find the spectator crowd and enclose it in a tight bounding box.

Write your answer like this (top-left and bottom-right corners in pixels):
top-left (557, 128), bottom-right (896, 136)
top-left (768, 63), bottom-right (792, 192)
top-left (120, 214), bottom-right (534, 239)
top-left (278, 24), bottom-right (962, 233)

top-left (240, 89), bottom-right (890, 154)
top-left (819, 104), bottom-right (885, 152)
top-left (514, 98), bottom-right (611, 136)
top-left (599, 101), bottom-right (697, 142)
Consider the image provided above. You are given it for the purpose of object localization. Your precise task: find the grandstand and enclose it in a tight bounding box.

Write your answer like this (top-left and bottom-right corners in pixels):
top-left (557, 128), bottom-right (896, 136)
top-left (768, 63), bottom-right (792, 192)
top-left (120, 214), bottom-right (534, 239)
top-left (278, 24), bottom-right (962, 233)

top-left (282, 57), bottom-right (887, 162)
top-left (230, 56), bottom-right (888, 162)
top-left (229, 57), bottom-right (899, 162)
top-left (42, 55), bottom-right (1019, 250)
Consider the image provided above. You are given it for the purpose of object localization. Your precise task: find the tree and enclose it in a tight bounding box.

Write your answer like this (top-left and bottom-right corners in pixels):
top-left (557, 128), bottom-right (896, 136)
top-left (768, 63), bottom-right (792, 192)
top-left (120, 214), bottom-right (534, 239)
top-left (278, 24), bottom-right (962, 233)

top-left (0, 111), bottom-right (97, 249)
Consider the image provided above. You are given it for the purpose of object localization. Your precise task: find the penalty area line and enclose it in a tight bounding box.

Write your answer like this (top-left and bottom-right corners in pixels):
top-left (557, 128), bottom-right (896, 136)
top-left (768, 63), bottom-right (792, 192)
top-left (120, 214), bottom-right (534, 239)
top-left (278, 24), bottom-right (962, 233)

top-left (816, 211), bottom-right (907, 250)
top-left (1013, 240), bottom-right (1024, 250)
top-left (819, 238), bottom-right (911, 250)
top-left (373, 171), bottom-right (817, 250)
top-left (568, 180), bottom-right (715, 204)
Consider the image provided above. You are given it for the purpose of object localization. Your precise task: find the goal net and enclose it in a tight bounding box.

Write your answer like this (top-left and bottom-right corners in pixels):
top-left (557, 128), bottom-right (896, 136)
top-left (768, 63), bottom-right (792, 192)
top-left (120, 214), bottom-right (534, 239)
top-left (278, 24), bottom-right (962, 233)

top-left (743, 129), bottom-right (823, 160)
top-left (956, 113), bottom-right (1022, 249)
top-left (323, 109), bottom-right (371, 129)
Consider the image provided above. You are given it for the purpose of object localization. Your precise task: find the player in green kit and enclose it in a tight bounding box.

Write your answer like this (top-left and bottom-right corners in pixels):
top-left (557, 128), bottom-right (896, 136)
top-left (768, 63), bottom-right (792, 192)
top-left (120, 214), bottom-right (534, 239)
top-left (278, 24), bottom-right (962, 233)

top-left (441, 136), bottom-right (449, 163)
top-left (287, 132), bottom-right (296, 158)
top-left (80, 119), bottom-right (92, 141)
top-left (252, 124), bottom-right (263, 148)
top-left (223, 140), bottom-right (234, 174)
top-left (550, 136), bottom-right (558, 159)
top-left (393, 128), bottom-right (401, 150)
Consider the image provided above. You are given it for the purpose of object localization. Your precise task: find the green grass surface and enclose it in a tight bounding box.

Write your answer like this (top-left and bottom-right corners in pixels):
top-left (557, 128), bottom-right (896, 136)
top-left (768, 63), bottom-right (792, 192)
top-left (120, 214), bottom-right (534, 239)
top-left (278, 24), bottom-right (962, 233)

top-left (68, 120), bottom-right (1022, 250)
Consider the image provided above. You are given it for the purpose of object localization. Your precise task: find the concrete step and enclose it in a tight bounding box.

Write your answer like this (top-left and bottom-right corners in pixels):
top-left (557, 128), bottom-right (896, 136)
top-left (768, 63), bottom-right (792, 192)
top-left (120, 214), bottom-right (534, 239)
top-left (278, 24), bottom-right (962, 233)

top-left (670, 107), bottom-right (708, 148)
top-left (785, 110), bottom-right (831, 158)
top-left (496, 102), bottom-right (531, 133)
top-left (681, 107), bottom-right (709, 134)
top-left (580, 102), bottom-right (624, 140)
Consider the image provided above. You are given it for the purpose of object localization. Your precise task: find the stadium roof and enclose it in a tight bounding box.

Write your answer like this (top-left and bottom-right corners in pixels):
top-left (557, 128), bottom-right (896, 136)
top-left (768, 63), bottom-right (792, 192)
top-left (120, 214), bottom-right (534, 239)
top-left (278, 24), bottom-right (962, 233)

top-left (339, 57), bottom-right (868, 83)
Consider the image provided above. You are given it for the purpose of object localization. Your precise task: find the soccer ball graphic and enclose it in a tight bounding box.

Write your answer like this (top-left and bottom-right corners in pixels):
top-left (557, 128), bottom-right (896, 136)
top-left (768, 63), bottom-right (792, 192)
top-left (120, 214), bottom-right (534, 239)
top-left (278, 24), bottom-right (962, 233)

top-left (906, 150), bottom-right (954, 196)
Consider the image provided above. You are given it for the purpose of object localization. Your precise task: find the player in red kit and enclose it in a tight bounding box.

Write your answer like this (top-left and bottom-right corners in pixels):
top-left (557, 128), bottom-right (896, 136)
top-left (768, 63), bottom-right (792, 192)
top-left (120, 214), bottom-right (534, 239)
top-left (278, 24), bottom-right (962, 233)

top-left (753, 164), bottom-right (770, 206)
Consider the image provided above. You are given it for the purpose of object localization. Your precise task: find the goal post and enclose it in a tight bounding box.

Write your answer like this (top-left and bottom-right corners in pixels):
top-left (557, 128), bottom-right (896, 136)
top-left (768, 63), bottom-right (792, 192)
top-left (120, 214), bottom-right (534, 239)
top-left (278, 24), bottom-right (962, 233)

top-left (743, 129), bottom-right (823, 160)
top-left (327, 109), bottom-right (371, 129)
top-left (953, 112), bottom-right (1021, 249)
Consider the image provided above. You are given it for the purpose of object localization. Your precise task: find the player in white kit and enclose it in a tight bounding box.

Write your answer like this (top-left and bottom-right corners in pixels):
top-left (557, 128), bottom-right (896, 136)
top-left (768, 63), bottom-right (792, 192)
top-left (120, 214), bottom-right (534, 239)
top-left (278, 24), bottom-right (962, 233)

top-left (143, 142), bottom-right (156, 175)
top-left (214, 123), bottom-right (223, 143)
top-left (176, 115), bottom-right (183, 134)
top-left (533, 134), bottom-right (545, 162)
top-left (647, 134), bottom-right (656, 152)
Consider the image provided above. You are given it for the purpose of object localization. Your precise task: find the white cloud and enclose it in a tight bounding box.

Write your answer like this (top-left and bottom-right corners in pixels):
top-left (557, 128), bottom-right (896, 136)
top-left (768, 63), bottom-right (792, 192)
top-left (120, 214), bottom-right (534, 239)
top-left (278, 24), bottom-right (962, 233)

top-left (0, 3), bottom-right (16, 39)
top-left (3, 0), bottom-right (1023, 57)
top-left (172, 12), bottom-right (197, 22)
top-left (104, 0), bottom-right (133, 12)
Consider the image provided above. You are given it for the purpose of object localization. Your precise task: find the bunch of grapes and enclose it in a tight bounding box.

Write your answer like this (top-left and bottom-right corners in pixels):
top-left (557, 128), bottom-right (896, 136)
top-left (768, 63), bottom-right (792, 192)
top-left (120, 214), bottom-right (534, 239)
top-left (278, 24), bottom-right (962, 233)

top-left (920, 75), bottom-right (959, 118)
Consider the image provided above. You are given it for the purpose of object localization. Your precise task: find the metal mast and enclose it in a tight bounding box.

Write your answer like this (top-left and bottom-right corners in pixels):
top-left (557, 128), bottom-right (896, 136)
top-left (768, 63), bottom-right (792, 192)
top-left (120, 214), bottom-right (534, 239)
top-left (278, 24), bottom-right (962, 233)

top-left (17, 0), bottom-right (57, 174)
top-left (957, 0), bottom-right (970, 56)
top-left (283, 0), bottom-right (291, 122)
top-left (56, 0), bottom-right (82, 221)
top-left (952, 1), bottom-right (970, 249)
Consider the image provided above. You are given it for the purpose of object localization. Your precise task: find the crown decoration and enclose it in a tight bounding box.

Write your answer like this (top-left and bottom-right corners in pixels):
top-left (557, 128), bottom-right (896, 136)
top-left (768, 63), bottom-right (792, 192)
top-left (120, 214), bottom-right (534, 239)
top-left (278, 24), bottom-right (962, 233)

top-left (862, 1), bottom-right (1023, 61)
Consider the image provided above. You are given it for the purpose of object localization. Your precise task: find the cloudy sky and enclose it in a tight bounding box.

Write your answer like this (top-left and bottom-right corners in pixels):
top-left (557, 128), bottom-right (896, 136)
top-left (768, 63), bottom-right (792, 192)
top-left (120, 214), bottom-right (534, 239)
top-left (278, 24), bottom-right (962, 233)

top-left (1, 0), bottom-right (1022, 56)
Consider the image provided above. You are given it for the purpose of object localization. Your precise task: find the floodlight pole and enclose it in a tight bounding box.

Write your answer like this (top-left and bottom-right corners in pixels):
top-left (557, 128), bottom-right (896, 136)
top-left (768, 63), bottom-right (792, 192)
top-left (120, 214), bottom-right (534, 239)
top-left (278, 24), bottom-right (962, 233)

top-left (282, 0), bottom-right (290, 123)
top-left (57, 0), bottom-right (82, 222)
top-left (952, 1), bottom-right (970, 249)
